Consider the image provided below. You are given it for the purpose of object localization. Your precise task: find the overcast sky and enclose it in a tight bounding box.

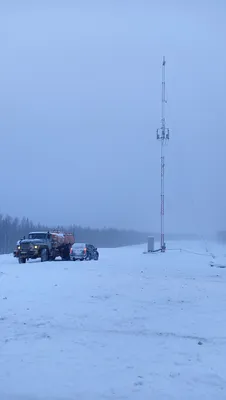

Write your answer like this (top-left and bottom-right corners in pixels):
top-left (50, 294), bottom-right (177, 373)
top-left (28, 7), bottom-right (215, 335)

top-left (0, 0), bottom-right (225, 234)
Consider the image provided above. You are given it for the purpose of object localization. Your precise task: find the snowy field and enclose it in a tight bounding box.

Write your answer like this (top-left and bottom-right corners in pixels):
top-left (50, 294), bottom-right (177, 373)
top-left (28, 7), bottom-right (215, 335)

top-left (0, 241), bottom-right (226, 400)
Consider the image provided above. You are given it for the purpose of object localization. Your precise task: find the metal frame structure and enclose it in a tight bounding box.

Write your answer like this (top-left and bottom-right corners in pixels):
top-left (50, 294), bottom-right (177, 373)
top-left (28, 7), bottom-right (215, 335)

top-left (156, 57), bottom-right (170, 252)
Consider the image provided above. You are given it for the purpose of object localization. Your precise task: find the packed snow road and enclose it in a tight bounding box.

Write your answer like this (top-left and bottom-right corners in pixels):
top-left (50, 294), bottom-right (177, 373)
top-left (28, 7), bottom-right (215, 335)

top-left (0, 241), bottom-right (226, 400)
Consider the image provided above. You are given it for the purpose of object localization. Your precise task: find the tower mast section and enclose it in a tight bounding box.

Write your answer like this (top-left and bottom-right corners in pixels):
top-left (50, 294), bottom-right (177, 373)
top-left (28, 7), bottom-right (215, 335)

top-left (156, 56), bottom-right (170, 252)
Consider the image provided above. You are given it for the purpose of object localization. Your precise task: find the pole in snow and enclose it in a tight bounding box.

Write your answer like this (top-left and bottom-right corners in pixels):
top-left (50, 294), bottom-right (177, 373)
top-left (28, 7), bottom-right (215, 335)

top-left (156, 57), bottom-right (170, 252)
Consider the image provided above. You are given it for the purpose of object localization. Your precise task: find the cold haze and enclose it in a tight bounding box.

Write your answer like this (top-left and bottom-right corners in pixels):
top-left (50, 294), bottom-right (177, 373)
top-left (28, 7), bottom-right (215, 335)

top-left (0, 0), bottom-right (225, 234)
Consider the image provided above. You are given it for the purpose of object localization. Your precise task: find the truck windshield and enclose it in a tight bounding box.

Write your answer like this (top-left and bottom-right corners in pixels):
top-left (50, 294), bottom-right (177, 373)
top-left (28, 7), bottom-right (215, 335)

top-left (28, 233), bottom-right (47, 240)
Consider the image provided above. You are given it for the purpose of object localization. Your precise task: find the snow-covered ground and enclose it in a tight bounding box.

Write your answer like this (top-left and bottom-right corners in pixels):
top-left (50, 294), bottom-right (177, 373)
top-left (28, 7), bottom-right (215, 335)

top-left (0, 241), bottom-right (226, 400)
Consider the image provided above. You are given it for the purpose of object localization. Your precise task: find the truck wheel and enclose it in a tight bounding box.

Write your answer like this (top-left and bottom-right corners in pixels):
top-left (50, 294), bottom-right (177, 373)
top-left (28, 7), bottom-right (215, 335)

top-left (62, 245), bottom-right (70, 261)
top-left (18, 257), bottom-right (26, 264)
top-left (41, 248), bottom-right (49, 262)
top-left (49, 253), bottom-right (56, 261)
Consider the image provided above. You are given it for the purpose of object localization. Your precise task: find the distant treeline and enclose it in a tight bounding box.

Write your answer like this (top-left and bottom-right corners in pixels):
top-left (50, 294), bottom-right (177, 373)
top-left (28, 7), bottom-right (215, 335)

top-left (0, 214), bottom-right (149, 254)
top-left (0, 213), bottom-right (200, 254)
top-left (217, 231), bottom-right (226, 243)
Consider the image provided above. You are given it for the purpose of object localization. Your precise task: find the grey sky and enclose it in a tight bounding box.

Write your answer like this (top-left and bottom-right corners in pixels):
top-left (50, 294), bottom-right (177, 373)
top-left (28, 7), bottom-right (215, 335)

top-left (0, 0), bottom-right (225, 234)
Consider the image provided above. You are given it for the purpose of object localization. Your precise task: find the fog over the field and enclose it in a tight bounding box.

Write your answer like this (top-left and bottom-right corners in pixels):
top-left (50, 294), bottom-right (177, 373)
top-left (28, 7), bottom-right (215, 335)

top-left (0, 0), bottom-right (225, 234)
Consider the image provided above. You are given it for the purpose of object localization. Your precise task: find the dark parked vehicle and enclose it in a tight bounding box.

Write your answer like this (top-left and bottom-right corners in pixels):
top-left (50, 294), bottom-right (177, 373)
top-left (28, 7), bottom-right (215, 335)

top-left (70, 243), bottom-right (99, 261)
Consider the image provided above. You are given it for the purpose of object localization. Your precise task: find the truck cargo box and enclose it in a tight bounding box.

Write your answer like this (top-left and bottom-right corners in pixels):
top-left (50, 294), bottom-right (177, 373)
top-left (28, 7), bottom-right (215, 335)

top-left (51, 231), bottom-right (75, 246)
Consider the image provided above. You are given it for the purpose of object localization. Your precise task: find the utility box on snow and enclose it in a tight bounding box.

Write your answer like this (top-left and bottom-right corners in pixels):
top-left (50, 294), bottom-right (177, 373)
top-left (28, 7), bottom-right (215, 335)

top-left (147, 236), bottom-right (154, 252)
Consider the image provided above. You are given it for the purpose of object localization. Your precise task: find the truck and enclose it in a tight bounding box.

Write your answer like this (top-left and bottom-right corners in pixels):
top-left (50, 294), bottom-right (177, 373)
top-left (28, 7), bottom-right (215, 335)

top-left (17, 231), bottom-right (75, 263)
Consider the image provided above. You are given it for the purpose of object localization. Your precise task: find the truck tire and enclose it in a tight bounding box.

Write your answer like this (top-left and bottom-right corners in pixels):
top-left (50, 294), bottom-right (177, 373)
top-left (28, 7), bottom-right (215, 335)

top-left (41, 248), bottom-right (49, 262)
top-left (18, 257), bottom-right (26, 264)
top-left (49, 252), bottom-right (56, 261)
top-left (62, 245), bottom-right (70, 261)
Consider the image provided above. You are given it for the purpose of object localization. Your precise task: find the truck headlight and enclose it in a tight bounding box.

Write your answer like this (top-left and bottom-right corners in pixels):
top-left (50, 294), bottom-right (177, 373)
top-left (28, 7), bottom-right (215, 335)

top-left (34, 245), bottom-right (38, 249)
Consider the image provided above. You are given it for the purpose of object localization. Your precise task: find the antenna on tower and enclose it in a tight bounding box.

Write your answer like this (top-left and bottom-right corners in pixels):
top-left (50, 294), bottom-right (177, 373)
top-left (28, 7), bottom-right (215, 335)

top-left (156, 56), bottom-right (170, 252)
